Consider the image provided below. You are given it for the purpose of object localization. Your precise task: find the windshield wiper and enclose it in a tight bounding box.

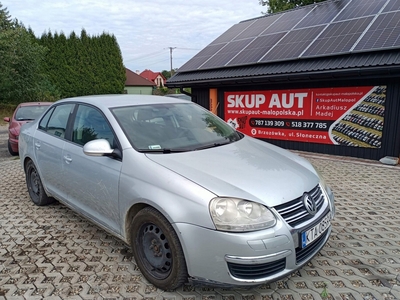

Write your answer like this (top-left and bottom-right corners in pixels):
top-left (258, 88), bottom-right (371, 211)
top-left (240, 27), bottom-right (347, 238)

top-left (140, 148), bottom-right (190, 154)
top-left (194, 141), bottom-right (231, 151)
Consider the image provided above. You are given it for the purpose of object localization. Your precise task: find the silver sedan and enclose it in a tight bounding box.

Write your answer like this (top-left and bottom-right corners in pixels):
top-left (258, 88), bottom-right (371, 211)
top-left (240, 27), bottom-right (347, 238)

top-left (18, 95), bottom-right (335, 290)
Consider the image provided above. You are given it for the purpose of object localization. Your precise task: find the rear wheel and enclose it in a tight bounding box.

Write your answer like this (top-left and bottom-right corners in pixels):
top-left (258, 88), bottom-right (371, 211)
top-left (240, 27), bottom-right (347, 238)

top-left (7, 140), bottom-right (18, 156)
top-left (25, 160), bottom-right (54, 206)
top-left (131, 207), bottom-right (188, 290)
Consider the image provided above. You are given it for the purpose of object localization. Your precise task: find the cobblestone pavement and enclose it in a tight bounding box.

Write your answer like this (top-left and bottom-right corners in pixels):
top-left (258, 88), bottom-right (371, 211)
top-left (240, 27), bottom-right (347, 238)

top-left (0, 133), bottom-right (400, 299)
top-left (0, 125), bottom-right (15, 163)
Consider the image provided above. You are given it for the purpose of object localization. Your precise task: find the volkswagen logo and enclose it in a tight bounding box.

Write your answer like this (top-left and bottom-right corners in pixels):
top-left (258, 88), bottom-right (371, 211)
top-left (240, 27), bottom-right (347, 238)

top-left (303, 193), bottom-right (317, 215)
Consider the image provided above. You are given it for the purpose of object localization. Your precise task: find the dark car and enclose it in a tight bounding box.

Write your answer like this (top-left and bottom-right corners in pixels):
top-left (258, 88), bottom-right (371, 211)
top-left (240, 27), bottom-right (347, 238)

top-left (3, 102), bottom-right (52, 155)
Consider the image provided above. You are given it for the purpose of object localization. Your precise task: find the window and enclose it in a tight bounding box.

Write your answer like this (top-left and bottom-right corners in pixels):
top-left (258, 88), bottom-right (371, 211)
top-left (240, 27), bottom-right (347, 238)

top-left (72, 105), bottom-right (115, 146)
top-left (16, 105), bottom-right (50, 121)
top-left (39, 104), bottom-right (74, 138)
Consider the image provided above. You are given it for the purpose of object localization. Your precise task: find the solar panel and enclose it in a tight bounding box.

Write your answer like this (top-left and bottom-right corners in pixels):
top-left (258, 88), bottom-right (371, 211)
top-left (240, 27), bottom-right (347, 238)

top-left (262, 6), bottom-right (313, 35)
top-left (209, 21), bottom-right (254, 45)
top-left (260, 26), bottom-right (324, 62)
top-left (178, 0), bottom-right (400, 72)
top-left (383, 0), bottom-right (400, 13)
top-left (354, 11), bottom-right (400, 51)
top-left (233, 14), bottom-right (282, 40)
top-left (200, 39), bottom-right (254, 69)
top-left (178, 44), bottom-right (226, 71)
top-left (303, 16), bottom-right (374, 57)
top-left (227, 33), bottom-right (286, 66)
top-left (294, 0), bottom-right (347, 29)
top-left (335, 0), bottom-right (387, 21)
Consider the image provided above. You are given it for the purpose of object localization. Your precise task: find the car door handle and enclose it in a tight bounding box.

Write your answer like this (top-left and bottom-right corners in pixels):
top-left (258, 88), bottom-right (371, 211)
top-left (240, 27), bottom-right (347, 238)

top-left (64, 155), bottom-right (72, 164)
top-left (34, 142), bottom-right (41, 149)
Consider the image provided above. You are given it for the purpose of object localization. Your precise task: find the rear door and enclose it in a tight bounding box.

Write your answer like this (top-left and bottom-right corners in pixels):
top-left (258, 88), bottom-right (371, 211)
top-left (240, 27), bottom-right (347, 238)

top-left (34, 103), bottom-right (75, 201)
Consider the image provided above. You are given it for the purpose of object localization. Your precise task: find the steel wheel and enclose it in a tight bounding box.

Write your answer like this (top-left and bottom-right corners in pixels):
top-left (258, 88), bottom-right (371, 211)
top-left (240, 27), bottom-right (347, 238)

top-left (131, 207), bottom-right (187, 290)
top-left (25, 160), bottom-right (54, 206)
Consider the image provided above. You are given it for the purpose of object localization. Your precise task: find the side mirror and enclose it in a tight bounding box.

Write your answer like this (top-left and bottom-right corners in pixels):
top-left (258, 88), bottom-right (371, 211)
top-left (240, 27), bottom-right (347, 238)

top-left (3, 117), bottom-right (10, 123)
top-left (83, 139), bottom-right (114, 156)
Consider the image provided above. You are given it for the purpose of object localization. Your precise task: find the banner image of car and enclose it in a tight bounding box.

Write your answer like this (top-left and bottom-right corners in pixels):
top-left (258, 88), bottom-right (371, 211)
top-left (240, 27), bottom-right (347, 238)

top-left (225, 86), bottom-right (386, 148)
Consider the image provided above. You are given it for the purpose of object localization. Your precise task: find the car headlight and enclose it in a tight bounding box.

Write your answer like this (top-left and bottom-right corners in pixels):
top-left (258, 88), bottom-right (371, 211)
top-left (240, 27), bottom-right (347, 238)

top-left (209, 197), bottom-right (276, 232)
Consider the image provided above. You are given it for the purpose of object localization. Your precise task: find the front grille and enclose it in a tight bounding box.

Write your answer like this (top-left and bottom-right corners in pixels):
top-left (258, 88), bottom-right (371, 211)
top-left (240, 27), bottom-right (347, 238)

top-left (274, 185), bottom-right (324, 227)
top-left (228, 259), bottom-right (286, 280)
top-left (295, 229), bottom-right (329, 264)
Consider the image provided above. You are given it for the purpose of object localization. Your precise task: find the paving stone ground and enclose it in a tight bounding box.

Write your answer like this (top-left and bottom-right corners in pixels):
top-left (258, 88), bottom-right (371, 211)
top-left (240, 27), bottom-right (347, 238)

top-left (0, 124), bottom-right (400, 299)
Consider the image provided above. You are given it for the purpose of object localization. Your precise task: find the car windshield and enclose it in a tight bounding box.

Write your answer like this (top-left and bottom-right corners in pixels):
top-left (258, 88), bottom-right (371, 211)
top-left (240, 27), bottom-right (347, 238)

top-left (112, 103), bottom-right (242, 152)
top-left (15, 105), bottom-right (50, 121)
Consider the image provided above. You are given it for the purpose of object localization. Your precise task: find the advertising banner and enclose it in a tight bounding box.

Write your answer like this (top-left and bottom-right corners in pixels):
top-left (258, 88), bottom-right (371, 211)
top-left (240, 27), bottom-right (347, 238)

top-left (225, 86), bottom-right (386, 148)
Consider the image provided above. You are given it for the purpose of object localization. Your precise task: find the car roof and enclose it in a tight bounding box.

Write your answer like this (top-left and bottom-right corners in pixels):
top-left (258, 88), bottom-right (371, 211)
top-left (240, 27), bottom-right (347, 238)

top-left (18, 102), bottom-right (53, 107)
top-left (55, 94), bottom-right (188, 110)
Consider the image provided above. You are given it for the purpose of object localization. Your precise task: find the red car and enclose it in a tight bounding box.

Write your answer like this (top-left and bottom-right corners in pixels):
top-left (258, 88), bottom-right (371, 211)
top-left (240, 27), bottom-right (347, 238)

top-left (3, 102), bottom-right (52, 155)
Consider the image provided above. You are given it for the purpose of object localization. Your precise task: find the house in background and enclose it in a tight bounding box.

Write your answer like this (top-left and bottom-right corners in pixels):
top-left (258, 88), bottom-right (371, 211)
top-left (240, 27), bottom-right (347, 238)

top-left (140, 69), bottom-right (167, 88)
top-left (124, 68), bottom-right (155, 95)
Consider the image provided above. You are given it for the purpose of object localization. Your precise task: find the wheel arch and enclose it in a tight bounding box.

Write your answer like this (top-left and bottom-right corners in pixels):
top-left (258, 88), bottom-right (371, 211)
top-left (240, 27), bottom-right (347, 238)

top-left (23, 156), bottom-right (33, 173)
top-left (124, 202), bottom-right (151, 246)
top-left (124, 203), bottom-right (182, 249)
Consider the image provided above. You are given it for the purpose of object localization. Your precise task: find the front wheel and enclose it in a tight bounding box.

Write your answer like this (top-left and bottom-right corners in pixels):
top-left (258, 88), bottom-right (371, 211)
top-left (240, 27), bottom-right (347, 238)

top-left (25, 160), bottom-right (54, 206)
top-left (131, 207), bottom-right (188, 290)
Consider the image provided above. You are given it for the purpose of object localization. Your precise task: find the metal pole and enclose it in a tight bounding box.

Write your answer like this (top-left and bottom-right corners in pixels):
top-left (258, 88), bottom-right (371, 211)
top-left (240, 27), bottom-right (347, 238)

top-left (169, 47), bottom-right (176, 75)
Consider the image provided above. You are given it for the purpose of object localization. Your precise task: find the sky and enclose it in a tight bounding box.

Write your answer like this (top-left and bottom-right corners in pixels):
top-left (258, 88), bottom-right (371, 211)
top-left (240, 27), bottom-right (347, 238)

top-left (2, 0), bottom-right (264, 73)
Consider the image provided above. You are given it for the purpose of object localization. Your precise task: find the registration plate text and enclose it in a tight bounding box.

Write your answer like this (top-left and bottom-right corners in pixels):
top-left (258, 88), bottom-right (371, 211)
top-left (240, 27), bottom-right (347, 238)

top-left (301, 213), bottom-right (331, 248)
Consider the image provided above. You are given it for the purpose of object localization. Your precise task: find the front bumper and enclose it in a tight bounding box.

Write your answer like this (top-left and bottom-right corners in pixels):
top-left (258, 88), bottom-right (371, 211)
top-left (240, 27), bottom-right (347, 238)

top-left (174, 185), bottom-right (335, 287)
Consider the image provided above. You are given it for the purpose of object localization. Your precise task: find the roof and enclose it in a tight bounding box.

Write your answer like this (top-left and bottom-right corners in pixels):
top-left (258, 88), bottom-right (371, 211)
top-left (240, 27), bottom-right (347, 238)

top-left (167, 50), bottom-right (400, 87)
top-left (140, 70), bottom-right (167, 82)
top-left (125, 68), bottom-right (155, 87)
top-left (56, 94), bottom-right (187, 109)
top-left (18, 102), bottom-right (53, 107)
top-left (167, 0), bottom-right (400, 87)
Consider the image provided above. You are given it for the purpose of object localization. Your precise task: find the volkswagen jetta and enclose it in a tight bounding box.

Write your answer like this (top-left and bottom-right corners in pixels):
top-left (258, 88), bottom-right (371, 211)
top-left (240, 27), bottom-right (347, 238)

top-left (19, 95), bottom-right (335, 290)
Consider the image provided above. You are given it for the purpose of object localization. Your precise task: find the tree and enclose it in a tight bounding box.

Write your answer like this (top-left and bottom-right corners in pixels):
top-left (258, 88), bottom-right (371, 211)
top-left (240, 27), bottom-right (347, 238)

top-left (259, 0), bottom-right (327, 14)
top-left (37, 30), bottom-right (126, 98)
top-left (161, 69), bottom-right (178, 80)
top-left (0, 3), bottom-right (60, 103)
top-left (0, 27), bottom-right (60, 102)
top-left (0, 2), bottom-right (14, 30)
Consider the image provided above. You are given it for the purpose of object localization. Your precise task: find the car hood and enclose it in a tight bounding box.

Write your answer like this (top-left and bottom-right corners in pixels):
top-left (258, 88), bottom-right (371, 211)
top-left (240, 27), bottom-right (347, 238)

top-left (146, 137), bottom-right (319, 207)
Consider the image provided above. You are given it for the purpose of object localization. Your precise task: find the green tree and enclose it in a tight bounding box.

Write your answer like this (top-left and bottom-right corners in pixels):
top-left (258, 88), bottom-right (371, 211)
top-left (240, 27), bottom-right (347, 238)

top-left (0, 27), bottom-right (59, 102)
top-left (0, 3), bottom-right (60, 103)
top-left (259, 0), bottom-right (327, 14)
top-left (0, 2), bottom-right (15, 30)
top-left (37, 30), bottom-right (126, 98)
top-left (162, 70), bottom-right (171, 79)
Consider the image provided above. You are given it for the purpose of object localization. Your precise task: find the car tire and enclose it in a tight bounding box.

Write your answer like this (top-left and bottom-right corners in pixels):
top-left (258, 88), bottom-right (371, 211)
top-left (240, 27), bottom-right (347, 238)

top-left (25, 160), bottom-right (54, 206)
top-left (130, 207), bottom-right (188, 290)
top-left (7, 140), bottom-right (18, 156)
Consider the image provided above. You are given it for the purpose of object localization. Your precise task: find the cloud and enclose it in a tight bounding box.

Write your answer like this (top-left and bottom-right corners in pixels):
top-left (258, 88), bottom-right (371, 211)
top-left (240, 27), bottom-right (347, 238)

top-left (3, 0), bottom-right (262, 72)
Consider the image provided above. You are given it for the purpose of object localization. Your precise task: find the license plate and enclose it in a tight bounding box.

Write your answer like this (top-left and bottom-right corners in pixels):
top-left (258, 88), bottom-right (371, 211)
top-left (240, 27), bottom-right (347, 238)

top-left (301, 212), bottom-right (331, 248)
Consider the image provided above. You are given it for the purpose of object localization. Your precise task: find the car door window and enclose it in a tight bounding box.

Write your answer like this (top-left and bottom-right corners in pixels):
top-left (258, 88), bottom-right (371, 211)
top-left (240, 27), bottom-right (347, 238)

top-left (39, 107), bottom-right (54, 131)
top-left (39, 104), bottom-right (74, 138)
top-left (72, 105), bottom-right (115, 146)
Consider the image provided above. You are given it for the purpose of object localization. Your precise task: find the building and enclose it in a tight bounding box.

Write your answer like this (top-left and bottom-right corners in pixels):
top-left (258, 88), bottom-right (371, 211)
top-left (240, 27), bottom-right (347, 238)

top-left (140, 69), bottom-right (167, 88)
top-left (167, 0), bottom-right (400, 161)
top-left (124, 68), bottom-right (155, 95)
